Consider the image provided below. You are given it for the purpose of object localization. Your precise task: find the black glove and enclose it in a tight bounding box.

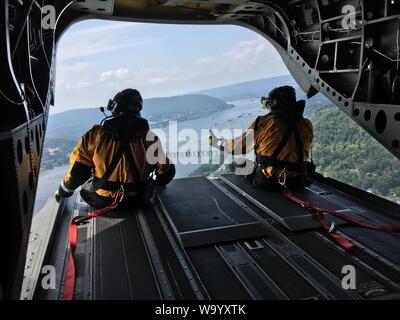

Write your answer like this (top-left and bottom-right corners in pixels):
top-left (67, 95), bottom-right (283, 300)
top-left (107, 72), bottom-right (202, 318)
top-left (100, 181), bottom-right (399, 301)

top-left (155, 165), bottom-right (176, 186)
top-left (54, 191), bottom-right (61, 203)
top-left (57, 182), bottom-right (75, 198)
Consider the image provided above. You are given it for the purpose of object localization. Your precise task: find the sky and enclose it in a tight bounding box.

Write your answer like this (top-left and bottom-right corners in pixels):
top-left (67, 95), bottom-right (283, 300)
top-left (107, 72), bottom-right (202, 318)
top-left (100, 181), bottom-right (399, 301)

top-left (54, 19), bottom-right (289, 114)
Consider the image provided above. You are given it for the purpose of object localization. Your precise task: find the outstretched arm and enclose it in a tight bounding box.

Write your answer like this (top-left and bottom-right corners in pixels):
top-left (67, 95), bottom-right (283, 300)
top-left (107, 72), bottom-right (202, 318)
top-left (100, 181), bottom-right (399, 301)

top-left (57, 126), bottom-right (98, 199)
top-left (209, 120), bottom-right (257, 155)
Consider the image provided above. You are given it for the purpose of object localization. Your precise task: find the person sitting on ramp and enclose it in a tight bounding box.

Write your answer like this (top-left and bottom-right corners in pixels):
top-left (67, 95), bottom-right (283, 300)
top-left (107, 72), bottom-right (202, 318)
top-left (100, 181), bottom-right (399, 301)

top-left (210, 85), bottom-right (314, 191)
top-left (56, 89), bottom-right (175, 208)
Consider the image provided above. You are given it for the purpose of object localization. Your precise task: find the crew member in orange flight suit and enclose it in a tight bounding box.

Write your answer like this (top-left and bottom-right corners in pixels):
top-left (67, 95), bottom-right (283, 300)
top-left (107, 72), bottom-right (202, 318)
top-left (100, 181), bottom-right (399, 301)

top-left (210, 86), bottom-right (314, 191)
top-left (56, 89), bottom-right (175, 208)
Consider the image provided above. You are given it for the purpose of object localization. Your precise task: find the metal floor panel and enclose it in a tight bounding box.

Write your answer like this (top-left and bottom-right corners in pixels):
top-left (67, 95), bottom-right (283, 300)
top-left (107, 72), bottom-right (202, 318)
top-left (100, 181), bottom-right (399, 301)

top-left (179, 222), bottom-right (267, 248)
top-left (157, 177), bottom-right (268, 247)
top-left (71, 205), bottom-right (208, 300)
top-left (343, 227), bottom-right (400, 265)
top-left (218, 174), bottom-right (400, 266)
top-left (278, 231), bottom-right (397, 298)
top-left (216, 175), bottom-right (400, 299)
top-left (92, 211), bottom-right (161, 300)
top-left (187, 247), bottom-right (253, 300)
top-left (220, 174), bottom-right (389, 232)
top-left (238, 241), bottom-right (323, 300)
top-left (142, 206), bottom-right (209, 300)
top-left (157, 177), bottom-right (258, 230)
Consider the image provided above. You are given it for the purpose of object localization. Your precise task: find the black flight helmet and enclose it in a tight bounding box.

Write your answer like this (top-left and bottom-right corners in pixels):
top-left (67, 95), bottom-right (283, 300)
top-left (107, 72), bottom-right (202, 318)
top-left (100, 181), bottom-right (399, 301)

top-left (261, 85), bottom-right (296, 111)
top-left (107, 89), bottom-right (143, 115)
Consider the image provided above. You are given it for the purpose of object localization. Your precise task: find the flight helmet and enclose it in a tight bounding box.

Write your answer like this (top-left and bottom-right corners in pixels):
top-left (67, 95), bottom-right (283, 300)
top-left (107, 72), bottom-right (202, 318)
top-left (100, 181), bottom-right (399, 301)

top-left (261, 86), bottom-right (296, 110)
top-left (107, 89), bottom-right (143, 115)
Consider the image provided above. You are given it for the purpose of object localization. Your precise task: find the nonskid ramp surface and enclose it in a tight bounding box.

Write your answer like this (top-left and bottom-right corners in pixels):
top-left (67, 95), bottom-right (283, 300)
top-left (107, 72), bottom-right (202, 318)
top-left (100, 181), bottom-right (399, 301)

top-left (40, 178), bottom-right (400, 300)
top-left (66, 197), bottom-right (162, 300)
top-left (156, 177), bottom-right (268, 248)
top-left (40, 196), bottom-right (159, 300)
top-left (219, 174), bottom-right (367, 232)
top-left (70, 202), bottom-right (208, 300)
top-left (308, 179), bottom-right (400, 265)
top-left (214, 176), bottom-right (400, 299)
top-left (219, 174), bottom-right (400, 264)
top-left (92, 210), bottom-right (161, 299)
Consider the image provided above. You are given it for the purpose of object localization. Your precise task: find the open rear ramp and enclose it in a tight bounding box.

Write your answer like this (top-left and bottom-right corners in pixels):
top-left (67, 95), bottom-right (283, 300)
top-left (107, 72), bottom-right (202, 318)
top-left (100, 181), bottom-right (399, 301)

top-left (30, 175), bottom-right (400, 300)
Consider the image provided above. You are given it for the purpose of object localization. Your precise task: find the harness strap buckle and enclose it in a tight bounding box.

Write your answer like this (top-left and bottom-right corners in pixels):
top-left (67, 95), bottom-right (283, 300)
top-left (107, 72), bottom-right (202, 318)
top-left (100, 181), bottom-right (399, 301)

top-left (117, 185), bottom-right (125, 204)
top-left (328, 221), bottom-right (336, 233)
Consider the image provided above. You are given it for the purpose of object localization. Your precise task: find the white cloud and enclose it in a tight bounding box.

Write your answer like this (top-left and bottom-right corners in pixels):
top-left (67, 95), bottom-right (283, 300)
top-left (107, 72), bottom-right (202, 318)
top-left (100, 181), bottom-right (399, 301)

top-left (135, 67), bottom-right (193, 84)
top-left (100, 67), bottom-right (131, 82)
top-left (56, 61), bottom-right (95, 91)
top-left (98, 36), bottom-right (284, 90)
top-left (58, 39), bottom-right (141, 61)
top-left (60, 61), bottom-right (93, 73)
top-left (194, 37), bottom-right (274, 72)
top-left (99, 66), bottom-right (190, 86)
top-left (58, 21), bottom-right (152, 61)
top-left (70, 22), bottom-right (138, 37)
top-left (54, 33), bottom-right (289, 110)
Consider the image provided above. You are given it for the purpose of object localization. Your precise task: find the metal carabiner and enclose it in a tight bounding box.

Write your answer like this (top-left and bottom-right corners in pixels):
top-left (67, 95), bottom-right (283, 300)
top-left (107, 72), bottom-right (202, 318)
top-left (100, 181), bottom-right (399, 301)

top-left (278, 167), bottom-right (287, 187)
top-left (117, 185), bottom-right (125, 204)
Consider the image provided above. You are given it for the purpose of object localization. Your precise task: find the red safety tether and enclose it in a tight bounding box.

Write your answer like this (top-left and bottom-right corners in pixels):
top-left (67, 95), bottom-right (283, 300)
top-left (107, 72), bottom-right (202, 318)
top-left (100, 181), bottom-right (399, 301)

top-left (63, 190), bottom-right (124, 300)
top-left (284, 190), bottom-right (400, 251)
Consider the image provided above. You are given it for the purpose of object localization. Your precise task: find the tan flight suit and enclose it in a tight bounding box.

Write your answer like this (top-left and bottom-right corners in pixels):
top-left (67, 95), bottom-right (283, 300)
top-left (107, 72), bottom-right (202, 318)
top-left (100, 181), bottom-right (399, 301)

top-left (224, 114), bottom-right (313, 179)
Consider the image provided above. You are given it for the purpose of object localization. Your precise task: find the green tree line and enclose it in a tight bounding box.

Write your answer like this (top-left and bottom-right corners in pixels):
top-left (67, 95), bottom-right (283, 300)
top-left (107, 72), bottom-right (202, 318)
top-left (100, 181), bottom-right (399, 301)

top-left (311, 105), bottom-right (400, 201)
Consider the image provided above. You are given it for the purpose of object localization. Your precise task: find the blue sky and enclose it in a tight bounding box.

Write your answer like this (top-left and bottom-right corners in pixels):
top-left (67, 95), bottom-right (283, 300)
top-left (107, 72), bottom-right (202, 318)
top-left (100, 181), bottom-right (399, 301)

top-left (55, 19), bottom-right (289, 113)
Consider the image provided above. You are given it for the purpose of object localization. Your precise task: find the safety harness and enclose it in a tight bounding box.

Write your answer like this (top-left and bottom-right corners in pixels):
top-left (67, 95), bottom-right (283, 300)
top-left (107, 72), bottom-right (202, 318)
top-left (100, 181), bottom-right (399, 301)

top-left (92, 128), bottom-right (143, 194)
top-left (255, 113), bottom-right (308, 175)
top-left (63, 131), bottom-right (142, 300)
top-left (259, 115), bottom-right (400, 251)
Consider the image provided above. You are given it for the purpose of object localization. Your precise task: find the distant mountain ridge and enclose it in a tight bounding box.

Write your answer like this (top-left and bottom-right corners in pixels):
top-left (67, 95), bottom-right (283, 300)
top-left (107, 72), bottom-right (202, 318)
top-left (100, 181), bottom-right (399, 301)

top-left (142, 94), bottom-right (233, 126)
top-left (194, 75), bottom-right (296, 101)
top-left (192, 74), bottom-right (328, 114)
top-left (47, 94), bottom-right (231, 141)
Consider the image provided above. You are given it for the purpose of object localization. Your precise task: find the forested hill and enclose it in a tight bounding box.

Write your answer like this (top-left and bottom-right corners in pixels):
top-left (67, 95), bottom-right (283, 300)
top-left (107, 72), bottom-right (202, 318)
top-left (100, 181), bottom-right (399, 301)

top-left (47, 94), bottom-right (231, 141)
top-left (311, 106), bottom-right (400, 202)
